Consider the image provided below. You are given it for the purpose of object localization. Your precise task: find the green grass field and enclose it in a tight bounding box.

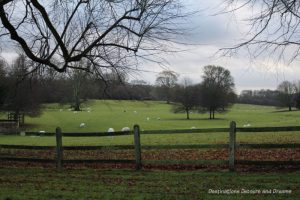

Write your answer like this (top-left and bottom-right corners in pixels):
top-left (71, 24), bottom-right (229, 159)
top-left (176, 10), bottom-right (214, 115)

top-left (0, 101), bottom-right (300, 146)
top-left (13, 101), bottom-right (300, 132)
top-left (1, 101), bottom-right (300, 200)
top-left (1, 168), bottom-right (299, 200)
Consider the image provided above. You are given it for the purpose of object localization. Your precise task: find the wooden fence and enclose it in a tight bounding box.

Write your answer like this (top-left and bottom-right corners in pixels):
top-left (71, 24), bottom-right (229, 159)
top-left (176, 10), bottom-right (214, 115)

top-left (1, 122), bottom-right (300, 171)
top-left (0, 120), bottom-right (19, 133)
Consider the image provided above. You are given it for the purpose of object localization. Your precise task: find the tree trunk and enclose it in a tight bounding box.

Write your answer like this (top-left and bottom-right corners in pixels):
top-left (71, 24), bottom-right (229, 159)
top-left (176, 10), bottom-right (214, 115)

top-left (186, 109), bottom-right (190, 120)
top-left (212, 109), bottom-right (215, 119)
top-left (289, 105), bottom-right (292, 111)
top-left (74, 103), bottom-right (80, 111)
top-left (209, 107), bottom-right (212, 119)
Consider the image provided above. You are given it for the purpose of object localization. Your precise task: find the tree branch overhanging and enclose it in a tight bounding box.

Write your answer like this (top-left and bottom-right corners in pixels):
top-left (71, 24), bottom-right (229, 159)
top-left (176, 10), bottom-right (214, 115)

top-left (0, 0), bottom-right (186, 76)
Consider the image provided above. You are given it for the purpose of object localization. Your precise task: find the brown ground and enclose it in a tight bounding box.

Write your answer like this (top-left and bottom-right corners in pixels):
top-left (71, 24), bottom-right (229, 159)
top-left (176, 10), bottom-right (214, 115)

top-left (1, 148), bottom-right (300, 172)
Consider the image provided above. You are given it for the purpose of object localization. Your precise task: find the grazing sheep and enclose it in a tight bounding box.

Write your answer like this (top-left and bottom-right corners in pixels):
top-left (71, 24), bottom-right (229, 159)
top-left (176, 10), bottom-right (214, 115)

top-left (80, 123), bottom-right (86, 128)
top-left (107, 128), bottom-right (115, 133)
top-left (20, 132), bottom-right (26, 136)
top-left (190, 126), bottom-right (196, 129)
top-left (121, 127), bottom-right (130, 132)
top-left (73, 111), bottom-right (78, 114)
top-left (133, 111), bottom-right (137, 114)
top-left (59, 109), bottom-right (63, 112)
top-left (39, 131), bottom-right (46, 136)
top-left (157, 117), bottom-right (161, 120)
top-left (146, 117), bottom-right (150, 121)
top-left (243, 124), bottom-right (251, 127)
top-left (87, 110), bottom-right (91, 113)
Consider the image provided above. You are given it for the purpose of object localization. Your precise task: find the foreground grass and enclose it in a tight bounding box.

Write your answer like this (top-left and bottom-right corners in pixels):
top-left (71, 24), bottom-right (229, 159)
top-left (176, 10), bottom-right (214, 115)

top-left (0, 168), bottom-right (299, 200)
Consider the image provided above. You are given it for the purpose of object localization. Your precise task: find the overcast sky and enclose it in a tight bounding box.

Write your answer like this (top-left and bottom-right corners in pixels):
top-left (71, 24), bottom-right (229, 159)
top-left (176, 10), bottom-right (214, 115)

top-left (134, 0), bottom-right (300, 93)
top-left (1, 0), bottom-right (300, 93)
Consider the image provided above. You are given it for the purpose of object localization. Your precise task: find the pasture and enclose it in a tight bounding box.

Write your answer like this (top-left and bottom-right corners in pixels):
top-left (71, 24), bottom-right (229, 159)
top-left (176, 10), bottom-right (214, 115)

top-left (1, 101), bottom-right (300, 200)
top-left (8, 100), bottom-right (300, 132)
top-left (0, 101), bottom-right (300, 146)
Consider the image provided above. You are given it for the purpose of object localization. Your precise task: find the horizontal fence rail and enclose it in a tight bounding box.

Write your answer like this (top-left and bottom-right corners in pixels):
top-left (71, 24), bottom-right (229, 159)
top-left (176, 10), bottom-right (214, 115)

top-left (2, 126), bottom-right (300, 137)
top-left (1, 123), bottom-right (300, 170)
top-left (0, 145), bottom-right (55, 150)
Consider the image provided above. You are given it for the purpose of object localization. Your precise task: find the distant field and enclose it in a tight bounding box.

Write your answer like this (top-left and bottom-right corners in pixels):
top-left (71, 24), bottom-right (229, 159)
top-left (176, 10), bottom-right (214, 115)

top-left (4, 100), bottom-right (300, 132)
top-left (0, 101), bottom-right (300, 146)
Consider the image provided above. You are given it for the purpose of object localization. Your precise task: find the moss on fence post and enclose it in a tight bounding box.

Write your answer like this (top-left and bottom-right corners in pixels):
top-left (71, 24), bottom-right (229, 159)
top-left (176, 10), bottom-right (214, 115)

top-left (55, 127), bottom-right (63, 170)
top-left (229, 121), bottom-right (236, 172)
top-left (134, 125), bottom-right (142, 170)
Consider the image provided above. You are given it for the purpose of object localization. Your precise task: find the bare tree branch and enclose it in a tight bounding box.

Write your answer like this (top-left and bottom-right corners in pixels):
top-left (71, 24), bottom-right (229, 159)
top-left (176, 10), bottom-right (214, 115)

top-left (0, 0), bottom-right (187, 78)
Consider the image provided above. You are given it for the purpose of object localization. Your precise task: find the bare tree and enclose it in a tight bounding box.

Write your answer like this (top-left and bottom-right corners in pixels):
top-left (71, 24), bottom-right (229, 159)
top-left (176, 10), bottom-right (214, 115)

top-left (155, 70), bottom-right (179, 104)
top-left (0, 58), bottom-right (7, 106)
top-left (171, 78), bottom-right (200, 120)
top-left (0, 0), bottom-right (186, 76)
top-left (222, 0), bottom-right (300, 62)
top-left (2, 54), bottom-right (42, 120)
top-left (295, 81), bottom-right (300, 110)
top-left (199, 65), bottom-right (236, 119)
top-left (277, 80), bottom-right (296, 111)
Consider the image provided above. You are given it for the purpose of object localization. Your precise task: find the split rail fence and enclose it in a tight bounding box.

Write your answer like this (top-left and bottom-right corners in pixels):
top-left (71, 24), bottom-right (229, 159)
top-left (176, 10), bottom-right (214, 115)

top-left (1, 122), bottom-right (300, 171)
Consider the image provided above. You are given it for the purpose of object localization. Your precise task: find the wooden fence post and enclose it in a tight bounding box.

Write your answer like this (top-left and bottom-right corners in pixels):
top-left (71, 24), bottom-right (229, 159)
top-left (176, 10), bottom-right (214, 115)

top-left (133, 125), bottom-right (142, 170)
top-left (55, 127), bottom-right (63, 170)
top-left (229, 121), bottom-right (236, 172)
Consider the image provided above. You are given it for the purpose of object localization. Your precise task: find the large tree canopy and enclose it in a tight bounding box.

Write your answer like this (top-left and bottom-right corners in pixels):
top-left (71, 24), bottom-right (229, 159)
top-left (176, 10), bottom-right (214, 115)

top-left (0, 0), bottom-right (185, 76)
top-left (199, 65), bottom-right (236, 119)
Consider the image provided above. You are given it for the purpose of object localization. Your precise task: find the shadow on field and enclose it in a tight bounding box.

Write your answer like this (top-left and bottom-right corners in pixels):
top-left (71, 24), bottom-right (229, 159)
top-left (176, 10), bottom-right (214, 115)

top-left (163, 118), bottom-right (225, 121)
top-left (270, 109), bottom-right (300, 113)
top-left (20, 123), bottom-right (40, 131)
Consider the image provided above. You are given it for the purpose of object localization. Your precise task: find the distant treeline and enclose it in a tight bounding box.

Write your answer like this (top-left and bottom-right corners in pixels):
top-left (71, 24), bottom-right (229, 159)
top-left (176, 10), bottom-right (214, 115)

top-left (1, 55), bottom-right (299, 123)
top-left (237, 89), bottom-right (281, 106)
top-left (0, 56), bottom-right (236, 120)
top-left (238, 81), bottom-right (300, 111)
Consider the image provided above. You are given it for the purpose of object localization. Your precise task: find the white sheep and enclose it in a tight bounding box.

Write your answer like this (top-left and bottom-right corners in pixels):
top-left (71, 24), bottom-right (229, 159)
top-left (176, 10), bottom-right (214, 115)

top-left (243, 124), bottom-right (251, 127)
top-left (107, 128), bottom-right (115, 133)
top-left (133, 111), bottom-right (137, 114)
top-left (121, 127), bottom-right (130, 132)
top-left (157, 117), bottom-right (161, 120)
top-left (190, 126), bottom-right (196, 129)
top-left (80, 123), bottom-right (86, 128)
top-left (39, 131), bottom-right (46, 135)
top-left (146, 117), bottom-right (150, 121)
